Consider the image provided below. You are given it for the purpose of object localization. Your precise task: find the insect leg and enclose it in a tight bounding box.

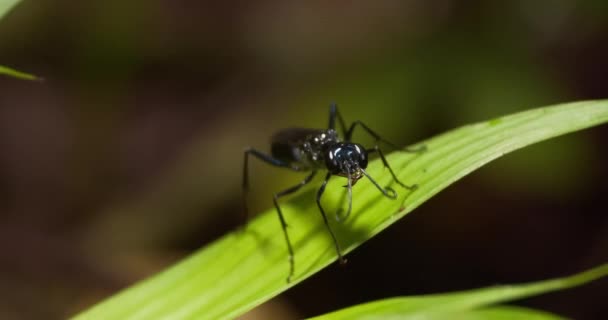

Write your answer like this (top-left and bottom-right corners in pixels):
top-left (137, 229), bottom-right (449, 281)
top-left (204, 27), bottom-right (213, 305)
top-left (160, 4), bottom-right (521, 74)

top-left (328, 103), bottom-right (348, 135)
top-left (360, 168), bottom-right (398, 199)
top-left (316, 172), bottom-right (347, 265)
top-left (367, 146), bottom-right (417, 190)
top-left (243, 148), bottom-right (301, 226)
top-left (273, 170), bottom-right (317, 283)
top-left (346, 120), bottom-right (426, 153)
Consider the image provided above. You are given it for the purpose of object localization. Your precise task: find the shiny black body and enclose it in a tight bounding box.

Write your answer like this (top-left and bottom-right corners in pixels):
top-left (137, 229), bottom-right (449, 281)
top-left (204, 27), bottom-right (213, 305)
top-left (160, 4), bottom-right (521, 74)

top-left (270, 128), bottom-right (339, 170)
top-left (270, 128), bottom-right (367, 176)
top-left (243, 104), bottom-right (424, 282)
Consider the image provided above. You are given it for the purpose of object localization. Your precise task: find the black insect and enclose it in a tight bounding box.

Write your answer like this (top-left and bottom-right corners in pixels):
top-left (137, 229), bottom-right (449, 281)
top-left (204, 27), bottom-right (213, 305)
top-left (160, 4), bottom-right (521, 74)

top-left (243, 104), bottom-right (424, 282)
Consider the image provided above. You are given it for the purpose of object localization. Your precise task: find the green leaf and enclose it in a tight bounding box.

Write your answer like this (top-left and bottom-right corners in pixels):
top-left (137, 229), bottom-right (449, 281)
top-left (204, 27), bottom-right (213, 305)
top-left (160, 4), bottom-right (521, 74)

top-left (0, 64), bottom-right (40, 80)
top-left (458, 306), bottom-right (565, 320)
top-left (309, 264), bottom-right (607, 319)
top-left (0, 0), bottom-right (41, 81)
top-left (73, 100), bottom-right (608, 320)
top-left (0, 0), bottom-right (21, 20)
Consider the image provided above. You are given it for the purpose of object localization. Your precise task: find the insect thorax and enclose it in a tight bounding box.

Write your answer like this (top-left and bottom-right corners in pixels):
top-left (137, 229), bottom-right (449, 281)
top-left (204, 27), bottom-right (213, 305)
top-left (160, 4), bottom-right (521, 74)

top-left (295, 129), bottom-right (340, 168)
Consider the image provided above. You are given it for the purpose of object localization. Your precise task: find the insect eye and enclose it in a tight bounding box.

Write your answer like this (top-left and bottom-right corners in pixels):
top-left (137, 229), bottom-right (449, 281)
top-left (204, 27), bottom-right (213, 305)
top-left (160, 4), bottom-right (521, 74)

top-left (324, 148), bottom-right (342, 174)
top-left (356, 144), bottom-right (368, 168)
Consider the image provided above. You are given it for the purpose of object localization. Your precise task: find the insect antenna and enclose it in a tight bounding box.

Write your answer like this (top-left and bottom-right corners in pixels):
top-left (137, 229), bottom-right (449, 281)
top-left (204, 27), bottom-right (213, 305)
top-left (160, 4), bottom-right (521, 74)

top-left (360, 168), bottom-right (397, 199)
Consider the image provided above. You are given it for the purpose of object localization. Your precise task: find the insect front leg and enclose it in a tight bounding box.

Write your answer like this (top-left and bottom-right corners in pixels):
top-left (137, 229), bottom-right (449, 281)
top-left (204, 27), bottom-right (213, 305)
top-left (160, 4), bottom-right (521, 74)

top-left (273, 170), bottom-right (317, 282)
top-left (316, 172), bottom-right (347, 265)
top-left (367, 146), bottom-right (417, 191)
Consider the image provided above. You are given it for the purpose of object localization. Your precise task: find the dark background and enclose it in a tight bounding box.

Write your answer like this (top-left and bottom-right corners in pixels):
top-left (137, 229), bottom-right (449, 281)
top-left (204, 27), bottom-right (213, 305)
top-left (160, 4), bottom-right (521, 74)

top-left (0, 1), bottom-right (607, 319)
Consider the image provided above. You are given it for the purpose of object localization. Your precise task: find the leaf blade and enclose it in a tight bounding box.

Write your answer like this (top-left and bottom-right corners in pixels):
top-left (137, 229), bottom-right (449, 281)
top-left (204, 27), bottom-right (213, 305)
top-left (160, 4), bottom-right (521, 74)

top-left (0, 0), bottom-right (21, 20)
top-left (309, 263), bottom-right (607, 319)
top-left (1, 1), bottom-right (42, 81)
top-left (73, 100), bottom-right (608, 320)
top-left (459, 306), bottom-right (566, 320)
top-left (0, 65), bottom-right (40, 80)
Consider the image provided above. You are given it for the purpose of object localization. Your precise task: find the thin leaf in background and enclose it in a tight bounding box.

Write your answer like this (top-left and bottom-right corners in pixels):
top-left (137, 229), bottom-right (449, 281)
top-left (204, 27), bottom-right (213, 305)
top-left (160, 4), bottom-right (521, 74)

top-left (0, 64), bottom-right (40, 80)
top-left (309, 264), bottom-right (607, 319)
top-left (452, 307), bottom-right (565, 320)
top-left (0, 0), bottom-right (21, 19)
top-left (0, 0), bottom-right (41, 81)
top-left (73, 100), bottom-right (608, 320)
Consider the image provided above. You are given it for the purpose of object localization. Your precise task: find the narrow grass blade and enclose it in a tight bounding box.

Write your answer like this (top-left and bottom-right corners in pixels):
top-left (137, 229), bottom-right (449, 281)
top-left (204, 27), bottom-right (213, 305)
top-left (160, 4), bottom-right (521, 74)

top-left (1, 1), bottom-right (42, 81)
top-left (309, 264), bottom-right (607, 319)
top-left (0, 65), bottom-right (40, 81)
top-left (73, 100), bottom-right (608, 320)
top-left (0, 0), bottom-right (21, 20)
top-left (456, 306), bottom-right (565, 320)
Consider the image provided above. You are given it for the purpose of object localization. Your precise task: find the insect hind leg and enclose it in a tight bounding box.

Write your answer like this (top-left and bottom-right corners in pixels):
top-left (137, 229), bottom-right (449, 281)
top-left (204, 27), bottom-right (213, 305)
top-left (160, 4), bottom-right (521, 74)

top-left (242, 148), bottom-right (300, 226)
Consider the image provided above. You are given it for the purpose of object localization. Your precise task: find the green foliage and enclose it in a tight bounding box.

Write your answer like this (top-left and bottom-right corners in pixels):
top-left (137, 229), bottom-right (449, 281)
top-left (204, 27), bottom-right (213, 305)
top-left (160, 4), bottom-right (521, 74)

top-left (437, 307), bottom-right (565, 320)
top-left (310, 264), bottom-right (607, 319)
top-left (0, 0), bottom-right (40, 80)
top-left (74, 100), bottom-right (608, 320)
top-left (0, 0), bottom-right (21, 19)
top-left (0, 64), bottom-right (39, 80)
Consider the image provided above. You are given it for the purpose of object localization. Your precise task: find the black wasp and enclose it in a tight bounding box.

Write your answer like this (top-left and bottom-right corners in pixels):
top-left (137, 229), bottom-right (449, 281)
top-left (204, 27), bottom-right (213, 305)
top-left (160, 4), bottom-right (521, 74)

top-left (243, 103), bottom-right (424, 282)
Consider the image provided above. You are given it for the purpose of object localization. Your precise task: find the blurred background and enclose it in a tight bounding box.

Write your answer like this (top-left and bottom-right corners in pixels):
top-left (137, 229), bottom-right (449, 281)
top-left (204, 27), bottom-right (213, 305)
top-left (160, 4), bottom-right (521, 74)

top-left (1, 1), bottom-right (607, 319)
